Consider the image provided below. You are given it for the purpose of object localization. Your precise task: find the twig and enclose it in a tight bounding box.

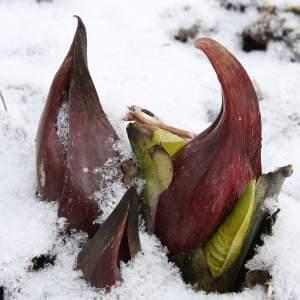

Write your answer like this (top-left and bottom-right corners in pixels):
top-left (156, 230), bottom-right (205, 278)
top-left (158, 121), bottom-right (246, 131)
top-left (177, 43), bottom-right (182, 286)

top-left (125, 105), bottom-right (197, 139)
top-left (0, 91), bottom-right (7, 112)
top-left (267, 282), bottom-right (273, 300)
top-left (286, 6), bottom-right (300, 15)
top-left (128, 105), bottom-right (160, 121)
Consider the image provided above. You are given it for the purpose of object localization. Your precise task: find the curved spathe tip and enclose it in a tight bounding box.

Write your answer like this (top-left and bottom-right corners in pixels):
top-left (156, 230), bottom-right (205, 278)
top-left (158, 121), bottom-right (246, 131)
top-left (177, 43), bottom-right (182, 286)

top-left (194, 37), bottom-right (261, 170)
top-left (155, 37), bottom-right (262, 254)
top-left (73, 15), bottom-right (86, 32)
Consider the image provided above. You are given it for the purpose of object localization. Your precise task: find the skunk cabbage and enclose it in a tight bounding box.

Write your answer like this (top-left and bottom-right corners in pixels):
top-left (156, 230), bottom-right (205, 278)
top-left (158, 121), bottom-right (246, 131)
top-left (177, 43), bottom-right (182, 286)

top-left (36, 17), bottom-right (121, 236)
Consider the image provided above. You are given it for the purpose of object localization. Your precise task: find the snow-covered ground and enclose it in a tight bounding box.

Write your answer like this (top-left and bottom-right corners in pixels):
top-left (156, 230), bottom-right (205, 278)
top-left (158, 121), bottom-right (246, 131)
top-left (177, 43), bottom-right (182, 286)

top-left (0, 0), bottom-right (300, 299)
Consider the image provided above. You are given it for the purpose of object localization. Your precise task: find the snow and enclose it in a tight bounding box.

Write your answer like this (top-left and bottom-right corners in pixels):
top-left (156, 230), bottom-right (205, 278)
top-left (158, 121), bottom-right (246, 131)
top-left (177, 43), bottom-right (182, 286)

top-left (0, 0), bottom-right (300, 299)
top-left (56, 100), bottom-right (69, 151)
top-left (247, 194), bottom-right (300, 299)
top-left (93, 158), bottom-right (126, 223)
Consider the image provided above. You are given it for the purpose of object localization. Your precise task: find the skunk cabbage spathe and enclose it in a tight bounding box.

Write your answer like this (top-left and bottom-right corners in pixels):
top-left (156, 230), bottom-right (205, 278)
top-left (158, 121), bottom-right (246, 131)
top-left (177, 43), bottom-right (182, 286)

top-left (77, 187), bottom-right (141, 289)
top-left (154, 38), bottom-right (262, 254)
top-left (36, 17), bottom-right (121, 236)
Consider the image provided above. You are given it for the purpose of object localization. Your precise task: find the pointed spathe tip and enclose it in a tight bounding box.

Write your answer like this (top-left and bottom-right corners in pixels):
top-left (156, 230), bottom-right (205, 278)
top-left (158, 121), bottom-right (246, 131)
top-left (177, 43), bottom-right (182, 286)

top-left (73, 15), bottom-right (85, 28)
top-left (73, 15), bottom-right (87, 41)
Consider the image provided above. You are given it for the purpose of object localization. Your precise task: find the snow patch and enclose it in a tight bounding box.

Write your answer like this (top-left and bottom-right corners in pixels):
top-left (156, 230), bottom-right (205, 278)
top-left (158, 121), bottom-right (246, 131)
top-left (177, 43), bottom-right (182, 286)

top-left (93, 157), bottom-right (126, 223)
top-left (56, 99), bottom-right (69, 151)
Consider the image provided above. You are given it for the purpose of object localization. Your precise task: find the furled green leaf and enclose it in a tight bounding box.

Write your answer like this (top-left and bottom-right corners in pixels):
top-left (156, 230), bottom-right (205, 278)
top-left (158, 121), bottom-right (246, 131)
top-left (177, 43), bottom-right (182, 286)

top-left (204, 179), bottom-right (256, 279)
top-left (141, 145), bottom-right (173, 231)
top-left (148, 128), bottom-right (187, 157)
top-left (127, 123), bottom-right (177, 231)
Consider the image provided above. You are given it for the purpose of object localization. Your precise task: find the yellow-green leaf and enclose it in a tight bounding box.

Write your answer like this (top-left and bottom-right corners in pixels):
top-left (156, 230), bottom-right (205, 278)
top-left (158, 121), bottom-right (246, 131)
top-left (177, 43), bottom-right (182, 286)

top-left (204, 179), bottom-right (256, 279)
top-left (148, 128), bottom-right (187, 156)
top-left (126, 123), bottom-right (174, 231)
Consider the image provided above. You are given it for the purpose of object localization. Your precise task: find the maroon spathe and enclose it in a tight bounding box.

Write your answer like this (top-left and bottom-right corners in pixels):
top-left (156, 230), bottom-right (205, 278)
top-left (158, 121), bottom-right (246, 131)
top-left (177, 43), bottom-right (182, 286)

top-left (36, 17), bottom-right (120, 236)
top-left (155, 38), bottom-right (262, 255)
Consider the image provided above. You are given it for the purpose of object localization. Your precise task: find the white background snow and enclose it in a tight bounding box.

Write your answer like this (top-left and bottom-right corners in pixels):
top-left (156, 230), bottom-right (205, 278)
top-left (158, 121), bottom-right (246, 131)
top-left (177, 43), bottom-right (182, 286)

top-left (0, 0), bottom-right (299, 299)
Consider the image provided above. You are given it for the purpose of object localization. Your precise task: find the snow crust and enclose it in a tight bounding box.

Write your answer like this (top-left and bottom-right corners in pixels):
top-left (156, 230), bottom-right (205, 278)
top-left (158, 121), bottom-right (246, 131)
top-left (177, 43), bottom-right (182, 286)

top-left (0, 0), bottom-right (300, 299)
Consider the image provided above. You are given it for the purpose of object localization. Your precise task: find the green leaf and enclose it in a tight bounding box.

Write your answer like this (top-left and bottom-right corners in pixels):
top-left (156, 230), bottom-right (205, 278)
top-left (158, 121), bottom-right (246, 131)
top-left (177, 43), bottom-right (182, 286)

top-left (150, 147), bottom-right (173, 189)
top-left (141, 146), bottom-right (173, 221)
top-left (204, 179), bottom-right (256, 279)
top-left (126, 123), bottom-right (174, 231)
top-left (148, 128), bottom-right (187, 156)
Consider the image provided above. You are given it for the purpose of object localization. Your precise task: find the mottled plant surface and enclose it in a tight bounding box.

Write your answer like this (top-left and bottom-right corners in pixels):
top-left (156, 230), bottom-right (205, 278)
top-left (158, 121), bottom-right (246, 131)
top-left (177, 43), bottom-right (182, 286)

top-left (0, 0), bottom-right (300, 299)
